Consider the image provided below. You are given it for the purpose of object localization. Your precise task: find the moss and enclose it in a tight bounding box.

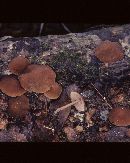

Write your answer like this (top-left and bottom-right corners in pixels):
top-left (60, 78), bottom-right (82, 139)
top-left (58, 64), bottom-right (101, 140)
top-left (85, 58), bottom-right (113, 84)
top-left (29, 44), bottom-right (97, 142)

top-left (30, 55), bottom-right (46, 65)
top-left (48, 51), bottom-right (99, 87)
top-left (42, 43), bottom-right (50, 51)
top-left (30, 55), bottom-right (39, 63)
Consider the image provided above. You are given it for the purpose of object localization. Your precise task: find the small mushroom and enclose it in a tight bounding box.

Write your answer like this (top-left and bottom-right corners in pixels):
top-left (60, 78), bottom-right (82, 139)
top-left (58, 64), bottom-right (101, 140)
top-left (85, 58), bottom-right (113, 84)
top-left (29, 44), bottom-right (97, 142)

top-left (95, 40), bottom-right (124, 64)
top-left (8, 56), bottom-right (30, 75)
top-left (8, 95), bottom-right (30, 118)
top-left (126, 128), bottom-right (130, 138)
top-left (0, 119), bottom-right (8, 130)
top-left (85, 108), bottom-right (96, 127)
top-left (54, 91), bottom-right (85, 114)
top-left (66, 84), bottom-right (80, 97)
top-left (19, 64), bottom-right (56, 93)
top-left (0, 75), bottom-right (26, 97)
top-left (75, 125), bottom-right (83, 133)
top-left (109, 107), bottom-right (130, 126)
top-left (111, 93), bottom-right (125, 104)
top-left (44, 82), bottom-right (62, 99)
top-left (64, 126), bottom-right (77, 142)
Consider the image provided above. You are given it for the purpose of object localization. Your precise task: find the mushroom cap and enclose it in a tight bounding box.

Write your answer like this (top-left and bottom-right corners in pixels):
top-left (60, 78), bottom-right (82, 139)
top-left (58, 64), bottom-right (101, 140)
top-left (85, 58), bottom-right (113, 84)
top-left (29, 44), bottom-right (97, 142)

top-left (44, 82), bottom-right (62, 99)
top-left (70, 92), bottom-right (85, 112)
top-left (19, 64), bottom-right (56, 93)
top-left (8, 56), bottom-right (30, 75)
top-left (126, 129), bottom-right (130, 137)
top-left (0, 75), bottom-right (26, 97)
top-left (8, 95), bottom-right (30, 118)
top-left (109, 107), bottom-right (130, 126)
top-left (95, 40), bottom-right (124, 63)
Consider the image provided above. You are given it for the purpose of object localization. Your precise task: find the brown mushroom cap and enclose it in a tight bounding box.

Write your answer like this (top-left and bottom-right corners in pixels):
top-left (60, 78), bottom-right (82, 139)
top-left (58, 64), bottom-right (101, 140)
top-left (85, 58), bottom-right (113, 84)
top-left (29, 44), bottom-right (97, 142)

top-left (44, 82), bottom-right (62, 99)
top-left (70, 92), bottom-right (85, 112)
top-left (109, 107), bottom-right (130, 126)
top-left (19, 64), bottom-right (56, 93)
top-left (0, 75), bottom-right (26, 97)
top-left (8, 95), bottom-right (30, 118)
top-left (95, 40), bottom-right (124, 63)
top-left (8, 56), bottom-right (30, 75)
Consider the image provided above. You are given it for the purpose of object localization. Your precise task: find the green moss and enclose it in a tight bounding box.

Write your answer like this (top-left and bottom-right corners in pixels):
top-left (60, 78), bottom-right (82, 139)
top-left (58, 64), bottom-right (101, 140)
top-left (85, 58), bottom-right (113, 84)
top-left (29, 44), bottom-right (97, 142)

top-left (42, 43), bottom-right (50, 51)
top-left (30, 55), bottom-right (46, 65)
top-left (30, 55), bottom-right (38, 63)
top-left (48, 51), bottom-right (99, 87)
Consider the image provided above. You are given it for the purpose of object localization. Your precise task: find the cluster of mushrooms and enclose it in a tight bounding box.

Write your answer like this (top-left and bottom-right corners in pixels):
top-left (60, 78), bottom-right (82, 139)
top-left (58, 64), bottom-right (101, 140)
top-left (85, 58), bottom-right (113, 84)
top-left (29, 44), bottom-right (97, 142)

top-left (0, 40), bottom-right (130, 128)
top-left (0, 55), bottom-right (85, 119)
top-left (95, 40), bottom-right (130, 127)
top-left (0, 56), bottom-right (63, 118)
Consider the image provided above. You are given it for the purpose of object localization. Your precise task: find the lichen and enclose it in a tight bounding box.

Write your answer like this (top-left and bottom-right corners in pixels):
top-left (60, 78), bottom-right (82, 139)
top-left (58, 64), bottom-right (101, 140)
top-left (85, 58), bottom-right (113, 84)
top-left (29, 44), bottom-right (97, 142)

top-left (100, 110), bottom-right (109, 121)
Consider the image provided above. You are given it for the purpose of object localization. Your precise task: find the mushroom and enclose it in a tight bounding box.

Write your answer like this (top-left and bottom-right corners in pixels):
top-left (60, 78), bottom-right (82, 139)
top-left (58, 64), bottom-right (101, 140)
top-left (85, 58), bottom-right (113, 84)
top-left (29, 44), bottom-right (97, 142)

top-left (95, 40), bottom-right (124, 64)
top-left (66, 84), bottom-right (80, 97)
top-left (126, 128), bottom-right (130, 138)
top-left (0, 75), bottom-right (26, 97)
top-left (54, 91), bottom-right (85, 114)
top-left (44, 82), bottom-right (62, 99)
top-left (64, 126), bottom-right (77, 142)
top-left (108, 107), bottom-right (130, 126)
top-left (19, 64), bottom-right (56, 93)
top-left (8, 95), bottom-right (30, 118)
top-left (8, 56), bottom-right (30, 75)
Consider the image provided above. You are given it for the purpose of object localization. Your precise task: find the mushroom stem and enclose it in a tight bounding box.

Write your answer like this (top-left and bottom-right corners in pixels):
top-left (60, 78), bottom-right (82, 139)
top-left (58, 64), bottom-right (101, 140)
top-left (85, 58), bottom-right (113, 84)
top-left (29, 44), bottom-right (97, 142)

top-left (54, 100), bottom-right (79, 114)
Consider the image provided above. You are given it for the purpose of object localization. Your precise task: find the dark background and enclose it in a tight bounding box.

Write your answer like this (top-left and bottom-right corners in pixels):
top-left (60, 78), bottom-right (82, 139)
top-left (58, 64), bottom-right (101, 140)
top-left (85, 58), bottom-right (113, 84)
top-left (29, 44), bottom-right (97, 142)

top-left (0, 0), bottom-right (129, 38)
top-left (0, 1), bottom-right (130, 37)
top-left (0, 23), bottom-right (116, 37)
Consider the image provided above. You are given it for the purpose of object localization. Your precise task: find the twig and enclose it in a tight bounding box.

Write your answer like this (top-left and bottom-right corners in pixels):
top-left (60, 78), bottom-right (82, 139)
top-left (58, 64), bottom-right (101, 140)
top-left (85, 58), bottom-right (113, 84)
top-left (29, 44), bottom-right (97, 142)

top-left (39, 23), bottom-right (45, 36)
top-left (61, 23), bottom-right (71, 33)
top-left (90, 83), bottom-right (113, 109)
top-left (44, 98), bottom-right (48, 115)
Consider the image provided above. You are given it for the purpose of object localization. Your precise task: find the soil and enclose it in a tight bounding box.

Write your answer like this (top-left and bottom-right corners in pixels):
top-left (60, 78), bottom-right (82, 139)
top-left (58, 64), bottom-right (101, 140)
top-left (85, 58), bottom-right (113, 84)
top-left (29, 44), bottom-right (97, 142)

top-left (1, 24), bottom-right (130, 142)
